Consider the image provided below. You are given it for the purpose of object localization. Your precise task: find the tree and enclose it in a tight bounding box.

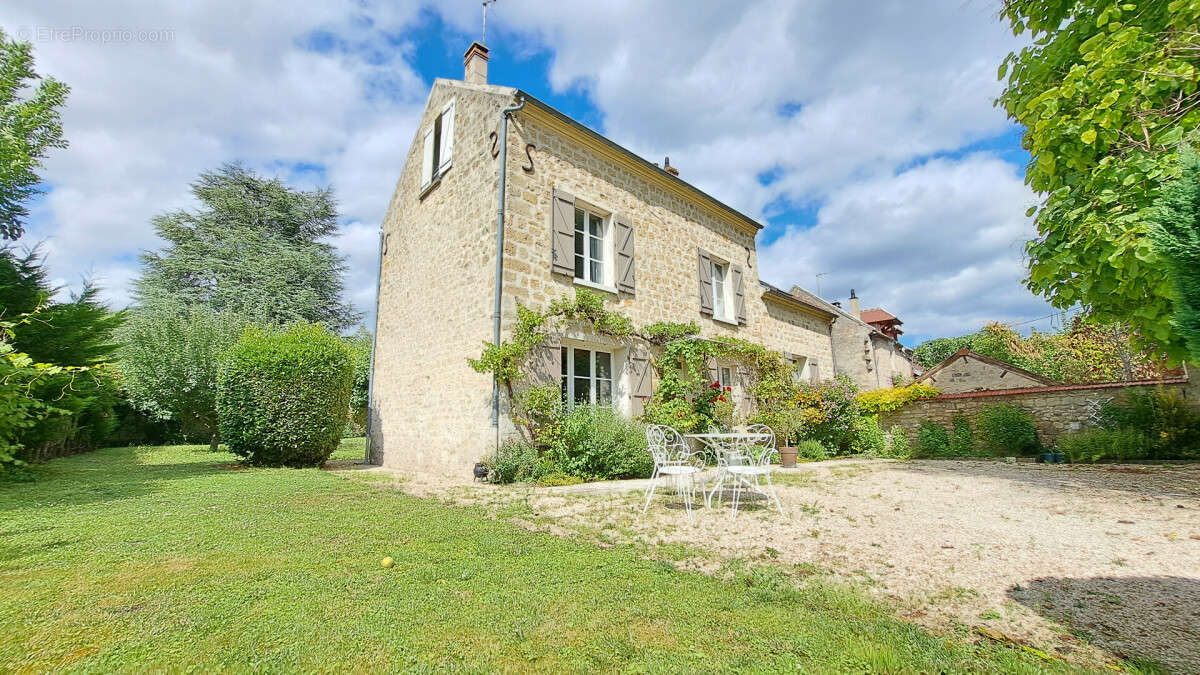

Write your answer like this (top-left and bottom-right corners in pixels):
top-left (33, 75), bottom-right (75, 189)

top-left (346, 327), bottom-right (372, 433)
top-left (0, 246), bottom-right (121, 461)
top-left (912, 319), bottom-right (1168, 383)
top-left (133, 164), bottom-right (360, 331)
top-left (1150, 148), bottom-right (1200, 362)
top-left (997, 0), bottom-right (1200, 359)
top-left (0, 29), bottom-right (69, 240)
top-left (115, 307), bottom-right (252, 450)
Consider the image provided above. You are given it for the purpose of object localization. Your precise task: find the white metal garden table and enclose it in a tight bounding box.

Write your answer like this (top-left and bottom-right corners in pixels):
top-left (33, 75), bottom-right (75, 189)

top-left (685, 430), bottom-right (785, 516)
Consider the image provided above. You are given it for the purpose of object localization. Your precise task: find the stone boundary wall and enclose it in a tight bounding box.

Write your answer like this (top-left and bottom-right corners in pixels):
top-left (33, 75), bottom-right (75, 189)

top-left (878, 377), bottom-right (1197, 446)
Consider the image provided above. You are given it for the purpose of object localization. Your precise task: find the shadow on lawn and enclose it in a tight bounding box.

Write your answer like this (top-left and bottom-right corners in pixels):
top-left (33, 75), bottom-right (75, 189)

top-left (888, 460), bottom-right (1200, 500)
top-left (1009, 575), bottom-right (1200, 673)
top-left (0, 446), bottom-right (235, 512)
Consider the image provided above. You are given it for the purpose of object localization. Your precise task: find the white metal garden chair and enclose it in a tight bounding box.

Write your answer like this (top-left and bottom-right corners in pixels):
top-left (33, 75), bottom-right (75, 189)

top-left (642, 424), bottom-right (704, 517)
top-left (726, 424), bottom-right (786, 518)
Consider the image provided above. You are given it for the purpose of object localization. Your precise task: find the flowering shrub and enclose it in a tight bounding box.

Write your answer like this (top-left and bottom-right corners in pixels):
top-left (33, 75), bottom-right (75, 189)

top-left (793, 375), bottom-right (859, 450)
top-left (856, 382), bottom-right (940, 415)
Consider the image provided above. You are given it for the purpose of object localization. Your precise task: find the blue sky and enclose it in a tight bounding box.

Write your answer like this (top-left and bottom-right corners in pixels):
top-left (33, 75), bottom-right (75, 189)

top-left (5, 0), bottom-right (1048, 345)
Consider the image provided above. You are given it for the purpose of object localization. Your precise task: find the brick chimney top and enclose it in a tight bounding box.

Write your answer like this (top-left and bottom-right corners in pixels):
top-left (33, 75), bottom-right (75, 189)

top-left (464, 42), bottom-right (489, 85)
top-left (663, 156), bottom-right (679, 176)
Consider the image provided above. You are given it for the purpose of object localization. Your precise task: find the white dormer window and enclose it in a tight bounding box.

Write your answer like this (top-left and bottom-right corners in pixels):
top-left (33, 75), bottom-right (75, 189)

top-left (573, 205), bottom-right (609, 286)
top-left (421, 99), bottom-right (455, 192)
top-left (711, 260), bottom-right (730, 322)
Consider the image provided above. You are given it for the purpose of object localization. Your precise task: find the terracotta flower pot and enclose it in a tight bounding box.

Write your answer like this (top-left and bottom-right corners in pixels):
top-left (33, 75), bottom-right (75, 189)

top-left (779, 447), bottom-right (798, 468)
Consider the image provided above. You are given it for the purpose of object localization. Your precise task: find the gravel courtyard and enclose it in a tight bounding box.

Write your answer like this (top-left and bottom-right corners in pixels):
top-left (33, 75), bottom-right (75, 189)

top-left (344, 459), bottom-right (1200, 672)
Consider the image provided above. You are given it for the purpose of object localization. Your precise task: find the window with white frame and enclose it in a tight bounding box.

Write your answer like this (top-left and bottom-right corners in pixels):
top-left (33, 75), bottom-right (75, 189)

top-left (711, 260), bottom-right (729, 321)
top-left (791, 357), bottom-right (808, 385)
top-left (420, 99), bottom-right (455, 191)
top-left (573, 206), bottom-right (608, 285)
top-left (717, 366), bottom-right (733, 390)
top-left (560, 346), bottom-right (613, 406)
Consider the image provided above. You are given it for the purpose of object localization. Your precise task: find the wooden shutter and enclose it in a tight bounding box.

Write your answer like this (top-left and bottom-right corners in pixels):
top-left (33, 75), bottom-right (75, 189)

top-left (614, 216), bottom-right (635, 294)
top-left (629, 346), bottom-right (654, 417)
top-left (731, 264), bottom-right (746, 324)
top-left (697, 249), bottom-right (713, 315)
top-left (528, 345), bottom-right (561, 386)
top-left (421, 126), bottom-right (435, 188)
top-left (551, 189), bottom-right (576, 276)
top-left (438, 100), bottom-right (455, 173)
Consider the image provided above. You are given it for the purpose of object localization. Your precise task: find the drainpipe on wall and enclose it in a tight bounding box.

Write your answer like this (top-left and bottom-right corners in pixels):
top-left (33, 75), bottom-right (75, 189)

top-left (827, 316), bottom-right (839, 377)
top-left (363, 228), bottom-right (385, 464)
top-left (491, 94), bottom-right (527, 451)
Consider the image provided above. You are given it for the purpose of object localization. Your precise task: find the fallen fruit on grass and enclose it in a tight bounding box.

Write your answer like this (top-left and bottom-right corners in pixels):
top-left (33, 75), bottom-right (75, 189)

top-left (381, 557), bottom-right (394, 568)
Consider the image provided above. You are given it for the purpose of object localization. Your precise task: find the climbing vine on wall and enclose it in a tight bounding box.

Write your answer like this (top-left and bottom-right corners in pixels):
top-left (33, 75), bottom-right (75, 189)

top-left (468, 288), bottom-right (796, 434)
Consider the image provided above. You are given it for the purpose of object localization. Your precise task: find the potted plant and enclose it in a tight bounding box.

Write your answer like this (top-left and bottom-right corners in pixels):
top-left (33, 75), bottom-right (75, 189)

top-left (773, 409), bottom-right (804, 468)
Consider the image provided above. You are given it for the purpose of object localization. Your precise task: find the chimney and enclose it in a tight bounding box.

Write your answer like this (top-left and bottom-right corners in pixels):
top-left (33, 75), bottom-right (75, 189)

top-left (849, 289), bottom-right (861, 317)
top-left (663, 156), bottom-right (679, 176)
top-left (463, 41), bottom-right (489, 85)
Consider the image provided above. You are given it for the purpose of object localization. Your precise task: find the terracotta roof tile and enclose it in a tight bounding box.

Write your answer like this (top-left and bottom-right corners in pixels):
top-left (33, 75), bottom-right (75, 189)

top-left (860, 308), bottom-right (899, 324)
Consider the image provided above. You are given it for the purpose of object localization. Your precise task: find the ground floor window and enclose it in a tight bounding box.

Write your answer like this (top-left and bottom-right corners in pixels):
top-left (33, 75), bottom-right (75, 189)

top-left (717, 366), bottom-right (733, 389)
top-left (561, 346), bottom-right (613, 405)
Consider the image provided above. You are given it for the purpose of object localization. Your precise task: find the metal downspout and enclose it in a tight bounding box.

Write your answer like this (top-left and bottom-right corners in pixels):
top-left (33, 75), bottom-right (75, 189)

top-left (827, 317), bottom-right (838, 378)
top-left (492, 95), bottom-right (527, 448)
top-left (363, 228), bottom-right (385, 464)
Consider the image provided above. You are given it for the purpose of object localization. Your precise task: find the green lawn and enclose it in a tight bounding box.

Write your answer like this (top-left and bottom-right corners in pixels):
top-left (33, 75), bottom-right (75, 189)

top-left (0, 444), bottom-right (1074, 672)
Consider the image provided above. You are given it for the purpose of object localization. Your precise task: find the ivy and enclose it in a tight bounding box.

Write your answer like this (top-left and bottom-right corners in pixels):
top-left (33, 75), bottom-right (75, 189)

top-left (468, 288), bottom-right (795, 436)
top-left (469, 288), bottom-right (636, 388)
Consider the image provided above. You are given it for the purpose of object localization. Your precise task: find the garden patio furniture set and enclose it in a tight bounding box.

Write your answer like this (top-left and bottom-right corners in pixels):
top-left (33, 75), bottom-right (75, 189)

top-left (642, 424), bottom-right (787, 519)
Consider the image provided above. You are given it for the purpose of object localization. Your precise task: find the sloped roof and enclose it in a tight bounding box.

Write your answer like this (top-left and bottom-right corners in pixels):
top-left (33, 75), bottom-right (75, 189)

top-left (916, 348), bottom-right (1058, 387)
top-left (759, 281), bottom-right (837, 319)
top-left (860, 308), bottom-right (900, 324)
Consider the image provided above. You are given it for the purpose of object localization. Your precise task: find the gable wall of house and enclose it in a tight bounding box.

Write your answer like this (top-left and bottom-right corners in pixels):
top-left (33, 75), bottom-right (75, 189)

top-left (921, 355), bottom-right (1046, 394)
top-left (368, 82), bottom-right (511, 473)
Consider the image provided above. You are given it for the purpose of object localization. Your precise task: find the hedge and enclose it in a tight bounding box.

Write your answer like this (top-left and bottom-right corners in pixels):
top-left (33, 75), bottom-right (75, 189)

top-left (216, 323), bottom-right (354, 467)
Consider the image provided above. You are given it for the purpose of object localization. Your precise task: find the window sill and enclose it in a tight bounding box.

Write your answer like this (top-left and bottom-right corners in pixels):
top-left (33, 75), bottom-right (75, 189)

top-left (712, 314), bottom-right (739, 327)
top-left (572, 277), bottom-right (619, 295)
top-left (418, 164), bottom-right (452, 201)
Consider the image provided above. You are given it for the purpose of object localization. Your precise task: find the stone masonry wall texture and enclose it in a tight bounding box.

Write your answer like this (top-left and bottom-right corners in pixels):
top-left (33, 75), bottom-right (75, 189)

top-left (879, 377), bottom-right (1197, 446)
top-left (369, 82), bottom-right (510, 473)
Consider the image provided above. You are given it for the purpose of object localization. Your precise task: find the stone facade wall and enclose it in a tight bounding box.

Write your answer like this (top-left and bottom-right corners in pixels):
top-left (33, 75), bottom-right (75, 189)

top-left (871, 335), bottom-right (916, 385)
top-left (919, 354), bottom-right (1048, 394)
top-left (369, 82), bottom-right (510, 473)
top-left (502, 112), bottom-right (835, 373)
top-left (878, 378), bottom-right (1197, 446)
top-left (829, 311), bottom-right (915, 390)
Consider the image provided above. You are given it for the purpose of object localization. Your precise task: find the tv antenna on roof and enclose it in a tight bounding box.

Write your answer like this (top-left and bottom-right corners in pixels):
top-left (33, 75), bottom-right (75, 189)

top-left (482, 0), bottom-right (497, 43)
top-left (815, 271), bottom-right (830, 298)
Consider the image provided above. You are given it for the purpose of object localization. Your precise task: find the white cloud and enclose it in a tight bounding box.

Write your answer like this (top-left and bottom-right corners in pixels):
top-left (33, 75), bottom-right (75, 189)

top-left (758, 155), bottom-right (1050, 340)
top-left (4, 0), bottom-right (428, 325)
top-left (447, 0), bottom-right (1046, 340)
top-left (4, 0), bottom-right (1047, 341)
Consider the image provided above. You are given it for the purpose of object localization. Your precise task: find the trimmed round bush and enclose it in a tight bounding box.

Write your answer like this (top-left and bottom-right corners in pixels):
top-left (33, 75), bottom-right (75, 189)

top-left (217, 323), bottom-right (354, 467)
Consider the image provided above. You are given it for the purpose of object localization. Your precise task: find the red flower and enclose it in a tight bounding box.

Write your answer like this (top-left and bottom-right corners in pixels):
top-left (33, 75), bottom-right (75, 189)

top-left (724, 386), bottom-right (732, 392)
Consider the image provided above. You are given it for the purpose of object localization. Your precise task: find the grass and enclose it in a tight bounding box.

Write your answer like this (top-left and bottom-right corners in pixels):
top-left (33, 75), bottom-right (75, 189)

top-left (0, 443), bottom-right (1076, 672)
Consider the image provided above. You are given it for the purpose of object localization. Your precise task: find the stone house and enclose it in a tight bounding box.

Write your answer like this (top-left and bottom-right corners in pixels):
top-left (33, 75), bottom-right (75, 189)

top-left (788, 286), bottom-right (917, 390)
top-left (368, 43), bottom-right (906, 474)
top-left (915, 349), bottom-right (1056, 394)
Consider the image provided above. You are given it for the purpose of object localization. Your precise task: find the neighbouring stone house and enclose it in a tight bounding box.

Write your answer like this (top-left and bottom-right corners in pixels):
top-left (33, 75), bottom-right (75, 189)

top-left (916, 348), bottom-right (1056, 395)
top-left (788, 286), bottom-right (917, 390)
top-left (369, 43), bottom-right (912, 474)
